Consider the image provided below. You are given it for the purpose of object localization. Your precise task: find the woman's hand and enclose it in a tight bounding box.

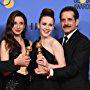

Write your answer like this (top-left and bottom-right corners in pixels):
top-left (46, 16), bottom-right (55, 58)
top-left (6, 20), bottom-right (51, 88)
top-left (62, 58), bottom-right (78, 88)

top-left (14, 53), bottom-right (30, 67)
top-left (36, 55), bottom-right (49, 67)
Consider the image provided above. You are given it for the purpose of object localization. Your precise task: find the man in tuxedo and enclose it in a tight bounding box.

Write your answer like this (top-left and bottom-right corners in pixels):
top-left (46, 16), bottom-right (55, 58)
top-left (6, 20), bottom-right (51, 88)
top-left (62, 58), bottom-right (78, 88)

top-left (51, 6), bottom-right (90, 90)
top-left (36, 6), bottom-right (90, 90)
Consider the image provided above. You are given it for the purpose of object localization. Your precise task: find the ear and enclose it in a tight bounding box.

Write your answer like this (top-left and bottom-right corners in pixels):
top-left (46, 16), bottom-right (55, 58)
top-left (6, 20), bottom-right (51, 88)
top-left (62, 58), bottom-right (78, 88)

top-left (37, 23), bottom-right (40, 29)
top-left (75, 19), bottom-right (79, 27)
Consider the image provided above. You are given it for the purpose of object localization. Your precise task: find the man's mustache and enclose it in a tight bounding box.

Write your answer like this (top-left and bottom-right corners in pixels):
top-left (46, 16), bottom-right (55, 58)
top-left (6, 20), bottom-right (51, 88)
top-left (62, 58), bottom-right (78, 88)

top-left (63, 25), bottom-right (71, 28)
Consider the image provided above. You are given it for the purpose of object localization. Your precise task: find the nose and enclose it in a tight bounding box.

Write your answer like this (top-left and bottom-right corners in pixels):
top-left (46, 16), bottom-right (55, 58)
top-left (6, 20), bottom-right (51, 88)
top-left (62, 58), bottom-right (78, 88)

top-left (64, 20), bottom-right (68, 25)
top-left (17, 24), bottom-right (20, 28)
top-left (46, 25), bottom-right (49, 30)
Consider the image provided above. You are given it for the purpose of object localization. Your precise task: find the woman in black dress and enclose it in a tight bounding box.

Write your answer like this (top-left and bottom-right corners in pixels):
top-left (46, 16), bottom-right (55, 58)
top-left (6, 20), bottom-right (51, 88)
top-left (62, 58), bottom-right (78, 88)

top-left (28, 8), bottom-right (66, 90)
top-left (0, 10), bottom-right (32, 90)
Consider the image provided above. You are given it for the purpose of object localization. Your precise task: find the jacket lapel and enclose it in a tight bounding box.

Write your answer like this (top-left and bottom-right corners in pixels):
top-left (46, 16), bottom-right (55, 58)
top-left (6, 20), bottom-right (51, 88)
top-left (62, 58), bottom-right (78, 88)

top-left (66, 30), bottom-right (80, 48)
top-left (62, 30), bottom-right (80, 63)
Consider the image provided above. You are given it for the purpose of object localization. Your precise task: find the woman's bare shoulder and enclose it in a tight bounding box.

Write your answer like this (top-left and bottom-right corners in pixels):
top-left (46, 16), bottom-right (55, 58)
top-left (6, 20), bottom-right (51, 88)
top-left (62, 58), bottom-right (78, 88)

top-left (51, 37), bottom-right (62, 48)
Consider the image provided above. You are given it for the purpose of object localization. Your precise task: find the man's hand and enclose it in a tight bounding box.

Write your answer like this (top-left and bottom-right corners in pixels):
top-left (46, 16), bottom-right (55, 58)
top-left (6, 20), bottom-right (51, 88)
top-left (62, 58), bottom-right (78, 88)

top-left (34, 67), bottom-right (49, 75)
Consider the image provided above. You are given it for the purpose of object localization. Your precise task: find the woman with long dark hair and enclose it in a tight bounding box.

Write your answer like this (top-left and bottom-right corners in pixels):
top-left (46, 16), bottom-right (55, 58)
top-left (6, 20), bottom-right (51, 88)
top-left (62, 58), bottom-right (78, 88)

top-left (0, 10), bottom-right (32, 90)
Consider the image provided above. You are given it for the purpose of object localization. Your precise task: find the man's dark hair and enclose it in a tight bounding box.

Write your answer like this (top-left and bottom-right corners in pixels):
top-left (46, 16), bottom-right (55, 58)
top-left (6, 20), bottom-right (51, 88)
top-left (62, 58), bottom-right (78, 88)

top-left (59, 6), bottom-right (79, 21)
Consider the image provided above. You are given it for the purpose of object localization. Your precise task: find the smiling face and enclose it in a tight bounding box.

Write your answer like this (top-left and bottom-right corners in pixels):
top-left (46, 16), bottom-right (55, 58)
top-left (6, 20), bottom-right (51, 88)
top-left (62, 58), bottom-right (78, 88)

top-left (12, 16), bottom-right (25, 36)
top-left (38, 16), bottom-right (54, 38)
top-left (61, 11), bottom-right (79, 35)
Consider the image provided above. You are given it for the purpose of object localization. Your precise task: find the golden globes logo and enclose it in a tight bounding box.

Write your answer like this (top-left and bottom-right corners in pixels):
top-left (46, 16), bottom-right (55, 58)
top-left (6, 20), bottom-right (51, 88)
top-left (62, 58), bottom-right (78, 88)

top-left (0, 0), bottom-right (14, 8)
top-left (74, 0), bottom-right (90, 9)
top-left (80, 0), bottom-right (87, 3)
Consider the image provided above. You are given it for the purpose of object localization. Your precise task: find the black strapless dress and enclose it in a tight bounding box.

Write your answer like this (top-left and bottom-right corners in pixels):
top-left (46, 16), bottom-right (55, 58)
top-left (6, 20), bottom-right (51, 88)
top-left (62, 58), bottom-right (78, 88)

top-left (1, 39), bottom-right (30, 90)
top-left (28, 41), bottom-right (60, 90)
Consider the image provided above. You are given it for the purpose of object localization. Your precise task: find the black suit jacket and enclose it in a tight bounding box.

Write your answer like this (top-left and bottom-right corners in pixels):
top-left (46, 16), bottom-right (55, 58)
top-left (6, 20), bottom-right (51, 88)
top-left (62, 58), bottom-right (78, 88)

top-left (53, 30), bottom-right (90, 90)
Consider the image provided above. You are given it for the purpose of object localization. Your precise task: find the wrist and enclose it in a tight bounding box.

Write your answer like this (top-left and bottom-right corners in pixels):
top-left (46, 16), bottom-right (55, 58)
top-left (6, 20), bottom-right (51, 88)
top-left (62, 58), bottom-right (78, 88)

top-left (46, 63), bottom-right (51, 69)
top-left (14, 58), bottom-right (18, 65)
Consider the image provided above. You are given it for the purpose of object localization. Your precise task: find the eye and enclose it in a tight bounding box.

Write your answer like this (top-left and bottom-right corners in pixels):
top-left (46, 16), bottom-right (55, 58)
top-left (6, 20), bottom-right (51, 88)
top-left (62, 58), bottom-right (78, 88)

top-left (68, 18), bottom-right (73, 21)
top-left (42, 23), bottom-right (46, 26)
top-left (49, 23), bottom-right (53, 27)
top-left (14, 22), bottom-right (17, 25)
top-left (20, 22), bottom-right (24, 25)
top-left (61, 19), bottom-right (65, 22)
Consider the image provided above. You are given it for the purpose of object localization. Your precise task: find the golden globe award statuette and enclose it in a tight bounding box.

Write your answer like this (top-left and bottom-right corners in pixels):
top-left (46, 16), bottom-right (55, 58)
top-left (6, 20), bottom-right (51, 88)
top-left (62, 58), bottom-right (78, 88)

top-left (17, 46), bottom-right (32, 75)
top-left (26, 46), bottom-right (32, 56)
top-left (36, 42), bottom-right (46, 72)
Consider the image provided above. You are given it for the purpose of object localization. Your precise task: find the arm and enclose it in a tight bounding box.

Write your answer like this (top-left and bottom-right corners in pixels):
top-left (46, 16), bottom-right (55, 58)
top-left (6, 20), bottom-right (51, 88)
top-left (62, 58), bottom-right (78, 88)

top-left (35, 39), bottom-right (66, 74)
top-left (0, 40), bottom-right (30, 73)
top-left (53, 39), bottom-right (90, 79)
top-left (0, 60), bottom-right (20, 73)
top-left (47, 39), bottom-right (66, 69)
top-left (0, 40), bottom-right (20, 73)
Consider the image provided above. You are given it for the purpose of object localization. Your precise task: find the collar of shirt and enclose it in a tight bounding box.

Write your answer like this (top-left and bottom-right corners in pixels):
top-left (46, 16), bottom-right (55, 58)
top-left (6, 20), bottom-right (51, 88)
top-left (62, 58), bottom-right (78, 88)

top-left (62, 28), bottom-right (78, 45)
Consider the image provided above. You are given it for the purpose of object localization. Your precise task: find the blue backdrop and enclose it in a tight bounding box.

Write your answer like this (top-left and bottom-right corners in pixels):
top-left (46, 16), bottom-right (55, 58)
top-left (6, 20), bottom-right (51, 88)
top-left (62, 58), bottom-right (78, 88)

top-left (0, 0), bottom-right (90, 79)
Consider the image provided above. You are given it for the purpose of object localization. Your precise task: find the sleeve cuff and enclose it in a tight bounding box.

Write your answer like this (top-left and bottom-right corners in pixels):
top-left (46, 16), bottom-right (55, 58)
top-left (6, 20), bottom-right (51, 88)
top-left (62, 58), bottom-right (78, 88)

top-left (50, 69), bottom-right (54, 76)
